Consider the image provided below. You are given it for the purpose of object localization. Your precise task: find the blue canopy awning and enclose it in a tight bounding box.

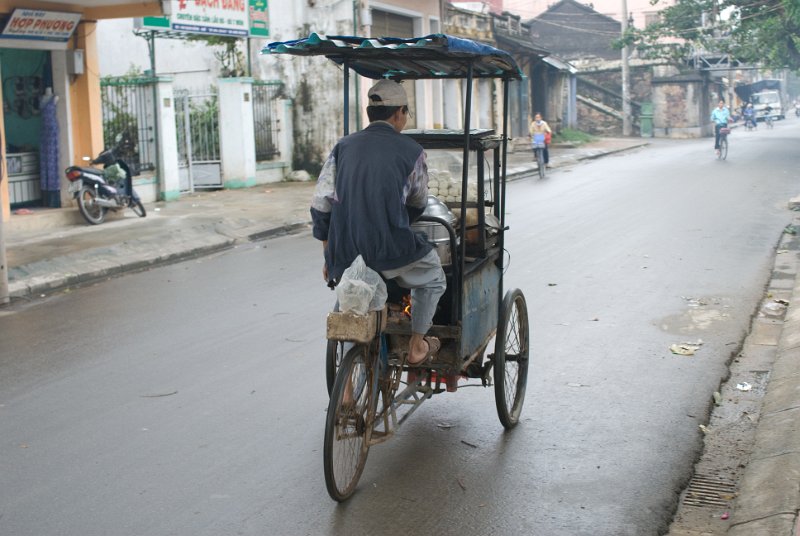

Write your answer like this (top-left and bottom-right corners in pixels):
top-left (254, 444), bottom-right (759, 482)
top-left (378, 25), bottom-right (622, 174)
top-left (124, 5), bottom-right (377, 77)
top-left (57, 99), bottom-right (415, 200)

top-left (262, 33), bottom-right (523, 81)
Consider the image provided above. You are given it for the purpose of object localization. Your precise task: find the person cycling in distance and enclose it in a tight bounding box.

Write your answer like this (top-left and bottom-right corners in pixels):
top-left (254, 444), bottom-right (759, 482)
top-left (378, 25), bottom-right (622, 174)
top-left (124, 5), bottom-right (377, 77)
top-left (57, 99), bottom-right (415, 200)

top-left (710, 100), bottom-right (730, 157)
top-left (742, 102), bottom-right (756, 129)
top-left (529, 112), bottom-right (552, 166)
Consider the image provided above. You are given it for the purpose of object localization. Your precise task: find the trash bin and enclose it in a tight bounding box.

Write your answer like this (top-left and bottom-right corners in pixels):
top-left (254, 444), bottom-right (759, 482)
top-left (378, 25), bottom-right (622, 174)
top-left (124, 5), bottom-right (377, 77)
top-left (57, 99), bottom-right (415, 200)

top-left (639, 102), bottom-right (654, 138)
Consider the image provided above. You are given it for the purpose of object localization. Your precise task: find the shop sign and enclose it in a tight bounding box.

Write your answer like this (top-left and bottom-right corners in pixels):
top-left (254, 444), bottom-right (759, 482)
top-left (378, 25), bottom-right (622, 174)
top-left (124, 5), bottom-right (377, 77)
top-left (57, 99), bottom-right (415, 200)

top-left (1, 10), bottom-right (81, 42)
top-left (139, 0), bottom-right (268, 37)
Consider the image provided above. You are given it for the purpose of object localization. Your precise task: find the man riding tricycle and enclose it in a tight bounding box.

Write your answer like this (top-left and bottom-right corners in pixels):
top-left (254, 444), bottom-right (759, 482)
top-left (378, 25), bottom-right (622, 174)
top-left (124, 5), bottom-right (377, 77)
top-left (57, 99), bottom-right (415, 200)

top-left (265, 33), bottom-right (531, 501)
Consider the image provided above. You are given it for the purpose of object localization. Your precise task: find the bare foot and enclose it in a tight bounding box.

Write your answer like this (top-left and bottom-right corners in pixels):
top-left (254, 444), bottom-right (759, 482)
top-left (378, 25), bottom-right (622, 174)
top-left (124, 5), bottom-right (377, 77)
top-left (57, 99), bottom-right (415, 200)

top-left (408, 336), bottom-right (440, 366)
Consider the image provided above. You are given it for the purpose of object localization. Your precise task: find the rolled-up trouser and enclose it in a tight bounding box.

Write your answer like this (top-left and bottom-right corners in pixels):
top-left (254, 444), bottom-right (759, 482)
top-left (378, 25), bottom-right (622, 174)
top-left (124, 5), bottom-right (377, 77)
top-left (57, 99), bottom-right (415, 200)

top-left (381, 249), bottom-right (447, 334)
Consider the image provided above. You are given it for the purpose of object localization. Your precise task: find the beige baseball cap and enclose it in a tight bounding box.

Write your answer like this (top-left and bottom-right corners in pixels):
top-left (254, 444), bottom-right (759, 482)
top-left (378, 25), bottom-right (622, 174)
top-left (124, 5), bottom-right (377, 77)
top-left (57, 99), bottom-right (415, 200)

top-left (367, 79), bottom-right (408, 107)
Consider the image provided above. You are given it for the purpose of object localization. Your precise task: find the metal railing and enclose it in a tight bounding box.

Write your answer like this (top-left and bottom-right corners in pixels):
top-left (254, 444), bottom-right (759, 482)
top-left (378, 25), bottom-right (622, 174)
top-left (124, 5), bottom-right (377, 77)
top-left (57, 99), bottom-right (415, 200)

top-left (100, 77), bottom-right (158, 175)
top-left (252, 81), bottom-right (283, 161)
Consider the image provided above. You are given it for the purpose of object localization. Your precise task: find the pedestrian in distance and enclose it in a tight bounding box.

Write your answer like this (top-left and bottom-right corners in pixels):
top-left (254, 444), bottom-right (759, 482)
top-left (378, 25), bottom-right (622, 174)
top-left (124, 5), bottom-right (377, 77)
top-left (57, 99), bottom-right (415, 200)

top-left (310, 79), bottom-right (446, 366)
top-left (710, 100), bottom-right (730, 157)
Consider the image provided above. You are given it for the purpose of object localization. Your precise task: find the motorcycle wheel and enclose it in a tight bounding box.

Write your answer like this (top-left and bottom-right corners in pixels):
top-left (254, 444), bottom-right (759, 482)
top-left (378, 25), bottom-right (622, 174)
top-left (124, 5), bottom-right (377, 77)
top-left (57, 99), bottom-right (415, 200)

top-left (130, 198), bottom-right (146, 218)
top-left (77, 186), bottom-right (107, 225)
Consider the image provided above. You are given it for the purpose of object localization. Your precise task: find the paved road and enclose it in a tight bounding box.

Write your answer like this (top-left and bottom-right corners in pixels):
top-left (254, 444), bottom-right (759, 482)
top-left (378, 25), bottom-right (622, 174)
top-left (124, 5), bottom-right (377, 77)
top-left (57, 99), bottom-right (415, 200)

top-left (1, 122), bottom-right (798, 535)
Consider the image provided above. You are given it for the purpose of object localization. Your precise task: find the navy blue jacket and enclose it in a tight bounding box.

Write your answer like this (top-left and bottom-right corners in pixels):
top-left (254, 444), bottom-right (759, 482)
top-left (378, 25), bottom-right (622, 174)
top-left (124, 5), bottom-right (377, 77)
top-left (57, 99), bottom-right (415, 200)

top-left (310, 122), bottom-right (431, 282)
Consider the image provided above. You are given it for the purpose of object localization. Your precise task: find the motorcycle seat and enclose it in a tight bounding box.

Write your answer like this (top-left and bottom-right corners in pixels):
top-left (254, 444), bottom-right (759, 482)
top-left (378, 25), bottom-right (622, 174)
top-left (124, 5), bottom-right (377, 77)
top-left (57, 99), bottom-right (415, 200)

top-left (75, 166), bottom-right (105, 176)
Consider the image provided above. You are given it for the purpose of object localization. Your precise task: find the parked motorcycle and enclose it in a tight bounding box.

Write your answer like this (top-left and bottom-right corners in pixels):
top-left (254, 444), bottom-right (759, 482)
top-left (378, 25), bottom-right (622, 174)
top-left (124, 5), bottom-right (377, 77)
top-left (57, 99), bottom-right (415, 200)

top-left (65, 136), bottom-right (146, 225)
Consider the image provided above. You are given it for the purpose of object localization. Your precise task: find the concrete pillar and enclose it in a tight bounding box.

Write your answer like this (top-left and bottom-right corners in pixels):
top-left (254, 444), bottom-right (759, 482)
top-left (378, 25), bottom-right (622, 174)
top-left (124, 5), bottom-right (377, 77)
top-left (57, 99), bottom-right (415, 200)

top-left (69, 22), bottom-right (103, 169)
top-left (443, 80), bottom-right (461, 130)
top-left (49, 51), bottom-right (75, 208)
top-left (218, 78), bottom-right (256, 188)
top-left (568, 74), bottom-right (577, 128)
top-left (154, 78), bottom-right (181, 200)
top-left (278, 98), bottom-right (294, 170)
top-left (414, 79), bottom-right (429, 129)
top-left (478, 79), bottom-right (492, 130)
top-left (432, 79), bottom-right (443, 129)
top-left (0, 59), bottom-right (7, 304)
top-left (0, 58), bottom-right (8, 223)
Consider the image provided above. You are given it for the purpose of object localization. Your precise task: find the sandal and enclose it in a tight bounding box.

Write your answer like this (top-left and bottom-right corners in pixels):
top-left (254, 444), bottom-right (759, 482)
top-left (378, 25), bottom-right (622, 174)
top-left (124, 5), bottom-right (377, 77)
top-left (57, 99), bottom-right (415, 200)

top-left (407, 336), bottom-right (441, 367)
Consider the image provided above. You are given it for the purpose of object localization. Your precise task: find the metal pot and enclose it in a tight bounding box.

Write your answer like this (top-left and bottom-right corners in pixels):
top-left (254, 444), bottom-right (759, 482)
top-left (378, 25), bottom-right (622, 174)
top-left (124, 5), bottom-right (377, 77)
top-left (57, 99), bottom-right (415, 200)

top-left (411, 195), bottom-right (458, 266)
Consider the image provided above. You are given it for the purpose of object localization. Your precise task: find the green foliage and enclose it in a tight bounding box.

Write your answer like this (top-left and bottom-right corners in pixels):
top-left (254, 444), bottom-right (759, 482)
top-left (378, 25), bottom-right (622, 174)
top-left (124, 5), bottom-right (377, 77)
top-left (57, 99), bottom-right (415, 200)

top-left (175, 90), bottom-right (220, 160)
top-left (189, 97), bottom-right (219, 154)
top-left (553, 128), bottom-right (596, 145)
top-left (632, 0), bottom-right (800, 70)
top-left (100, 76), bottom-right (141, 155)
top-left (186, 35), bottom-right (247, 77)
top-left (726, 0), bottom-right (800, 70)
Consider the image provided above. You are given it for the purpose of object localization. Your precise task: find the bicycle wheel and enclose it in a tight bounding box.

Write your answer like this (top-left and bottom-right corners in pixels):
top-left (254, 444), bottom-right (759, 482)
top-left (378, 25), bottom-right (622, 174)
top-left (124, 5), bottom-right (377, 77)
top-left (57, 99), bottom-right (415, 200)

top-left (324, 344), bottom-right (379, 501)
top-left (325, 340), bottom-right (347, 397)
top-left (537, 149), bottom-right (546, 179)
top-left (719, 138), bottom-right (728, 160)
top-left (493, 288), bottom-right (530, 429)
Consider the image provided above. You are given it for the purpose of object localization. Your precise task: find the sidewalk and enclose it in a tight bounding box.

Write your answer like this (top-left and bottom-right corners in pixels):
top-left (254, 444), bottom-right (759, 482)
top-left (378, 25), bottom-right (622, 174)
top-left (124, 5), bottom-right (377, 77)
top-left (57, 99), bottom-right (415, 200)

top-left (2, 137), bottom-right (646, 300)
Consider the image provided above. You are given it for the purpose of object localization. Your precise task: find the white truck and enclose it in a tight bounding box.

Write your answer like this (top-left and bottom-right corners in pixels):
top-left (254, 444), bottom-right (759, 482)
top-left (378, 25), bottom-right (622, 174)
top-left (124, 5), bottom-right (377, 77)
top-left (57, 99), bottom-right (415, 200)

top-left (751, 89), bottom-right (784, 121)
top-left (735, 79), bottom-right (785, 122)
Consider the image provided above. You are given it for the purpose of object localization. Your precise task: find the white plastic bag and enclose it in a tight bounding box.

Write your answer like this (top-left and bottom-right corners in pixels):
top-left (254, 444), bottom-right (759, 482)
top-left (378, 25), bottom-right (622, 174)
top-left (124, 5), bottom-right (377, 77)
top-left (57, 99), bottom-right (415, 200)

top-left (336, 255), bottom-right (387, 315)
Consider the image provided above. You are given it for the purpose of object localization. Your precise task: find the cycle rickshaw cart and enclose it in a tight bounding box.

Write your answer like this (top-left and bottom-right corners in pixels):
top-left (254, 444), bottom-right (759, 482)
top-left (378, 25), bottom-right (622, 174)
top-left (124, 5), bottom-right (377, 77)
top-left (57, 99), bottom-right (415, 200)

top-left (264, 33), bottom-right (530, 502)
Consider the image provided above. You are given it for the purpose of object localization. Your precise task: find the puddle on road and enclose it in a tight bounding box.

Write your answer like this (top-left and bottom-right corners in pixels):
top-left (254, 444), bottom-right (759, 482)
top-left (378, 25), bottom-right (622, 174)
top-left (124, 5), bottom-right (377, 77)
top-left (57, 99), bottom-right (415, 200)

top-left (659, 296), bottom-right (732, 335)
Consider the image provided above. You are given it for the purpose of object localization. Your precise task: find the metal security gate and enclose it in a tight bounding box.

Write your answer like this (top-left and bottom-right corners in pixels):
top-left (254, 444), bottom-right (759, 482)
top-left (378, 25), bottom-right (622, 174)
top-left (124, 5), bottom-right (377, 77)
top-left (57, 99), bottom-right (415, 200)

top-left (100, 77), bottom-right (158, 176)
top-left (175, 88), bottom-right (221, 191)
top-left (252, 81), bottom-right (282, 161)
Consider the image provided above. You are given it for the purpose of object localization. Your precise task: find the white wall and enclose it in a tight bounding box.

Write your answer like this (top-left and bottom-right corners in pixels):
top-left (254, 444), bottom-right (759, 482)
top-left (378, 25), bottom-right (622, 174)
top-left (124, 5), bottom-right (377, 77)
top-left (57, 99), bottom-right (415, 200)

top-left (97, 19), bottom-right (221, 88)
top-left (96, 0), bottom-right (444, 174)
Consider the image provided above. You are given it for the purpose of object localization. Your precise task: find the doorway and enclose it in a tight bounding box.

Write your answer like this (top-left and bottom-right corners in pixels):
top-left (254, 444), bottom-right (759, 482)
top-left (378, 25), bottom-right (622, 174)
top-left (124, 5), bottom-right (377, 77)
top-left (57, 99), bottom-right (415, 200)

top-left (1, 49), bottom-right (56, 208)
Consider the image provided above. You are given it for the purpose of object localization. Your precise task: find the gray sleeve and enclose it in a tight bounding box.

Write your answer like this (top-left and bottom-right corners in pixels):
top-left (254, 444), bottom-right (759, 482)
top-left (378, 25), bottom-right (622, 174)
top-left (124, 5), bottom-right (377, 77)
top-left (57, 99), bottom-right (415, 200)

top-left (404, 150), bottom-right (428, 210)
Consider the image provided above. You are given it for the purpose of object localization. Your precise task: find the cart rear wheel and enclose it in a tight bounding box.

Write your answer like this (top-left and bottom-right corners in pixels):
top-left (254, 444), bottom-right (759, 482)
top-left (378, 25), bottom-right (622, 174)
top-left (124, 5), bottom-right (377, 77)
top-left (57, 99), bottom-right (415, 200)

top-left (325, 340), bottom-right (347, 397)
top-left (493, 288), bottom-right (530, 429)
top-left (324, 345), bottom-right (378, 501)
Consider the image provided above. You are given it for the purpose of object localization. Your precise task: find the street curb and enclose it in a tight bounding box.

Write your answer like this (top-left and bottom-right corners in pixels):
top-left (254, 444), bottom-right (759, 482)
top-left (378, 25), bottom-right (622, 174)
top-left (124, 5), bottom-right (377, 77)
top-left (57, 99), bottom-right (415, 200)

top-left (246, 221), bottom-right (310, 242)
top-left (9, 238), bottom-right (236, 301)
top-left (506, 142), bottom-right (649, 182)
top-left (728, 238), bottom-right (800, 535)
top-left (577, 142), bottom-right (649, 160)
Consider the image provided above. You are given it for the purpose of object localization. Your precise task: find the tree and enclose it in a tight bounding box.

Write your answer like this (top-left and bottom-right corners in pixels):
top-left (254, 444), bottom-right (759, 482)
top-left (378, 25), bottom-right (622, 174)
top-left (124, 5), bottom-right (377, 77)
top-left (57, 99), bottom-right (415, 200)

top-left (186, 35), bottom-right (247, 77)
top-left (726, 0), bottom-right (800, 69)
top-left (628, 0), bottom-right (800, 71)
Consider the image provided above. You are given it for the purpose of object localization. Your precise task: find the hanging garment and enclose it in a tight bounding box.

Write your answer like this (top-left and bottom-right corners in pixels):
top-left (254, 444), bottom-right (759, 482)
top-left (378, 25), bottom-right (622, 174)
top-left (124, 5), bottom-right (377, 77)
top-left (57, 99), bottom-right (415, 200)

top-left (39, 96), bottom-right (60, 208)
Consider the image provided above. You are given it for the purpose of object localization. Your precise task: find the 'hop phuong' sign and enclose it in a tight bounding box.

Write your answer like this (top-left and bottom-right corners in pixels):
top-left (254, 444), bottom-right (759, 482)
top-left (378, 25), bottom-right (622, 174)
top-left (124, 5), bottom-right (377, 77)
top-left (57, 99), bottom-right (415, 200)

top-left (2, 9), bottom-right (81, 42)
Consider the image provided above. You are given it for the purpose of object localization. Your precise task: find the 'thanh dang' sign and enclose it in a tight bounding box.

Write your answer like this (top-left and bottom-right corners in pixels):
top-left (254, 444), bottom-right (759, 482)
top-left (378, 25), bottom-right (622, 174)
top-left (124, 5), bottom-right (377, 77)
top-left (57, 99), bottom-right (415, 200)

top-left (138, 0), bottom-right (268, 38)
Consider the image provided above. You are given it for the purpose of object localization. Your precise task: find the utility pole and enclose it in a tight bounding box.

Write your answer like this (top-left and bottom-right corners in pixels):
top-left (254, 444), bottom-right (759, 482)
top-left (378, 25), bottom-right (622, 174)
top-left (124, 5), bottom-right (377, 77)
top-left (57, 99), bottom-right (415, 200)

top-left (620, 0), bottom-right (632, 136)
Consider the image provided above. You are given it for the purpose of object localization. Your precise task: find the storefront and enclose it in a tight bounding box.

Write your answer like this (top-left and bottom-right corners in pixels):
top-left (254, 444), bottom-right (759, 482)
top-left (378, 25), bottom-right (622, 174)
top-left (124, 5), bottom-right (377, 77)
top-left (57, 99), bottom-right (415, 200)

top-left (0, 2), bottom-right (165, 220)
top-left (0, 1), bottom-right (166, 302)
top-left (2, 48), bottom-right (54, 208)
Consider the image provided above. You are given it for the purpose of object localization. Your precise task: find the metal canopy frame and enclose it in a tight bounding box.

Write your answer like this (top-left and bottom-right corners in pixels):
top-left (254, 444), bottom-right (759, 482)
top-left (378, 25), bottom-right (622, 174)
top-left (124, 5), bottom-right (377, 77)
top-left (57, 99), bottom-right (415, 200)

top-left (265, 33), bottom-right (521, 325)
